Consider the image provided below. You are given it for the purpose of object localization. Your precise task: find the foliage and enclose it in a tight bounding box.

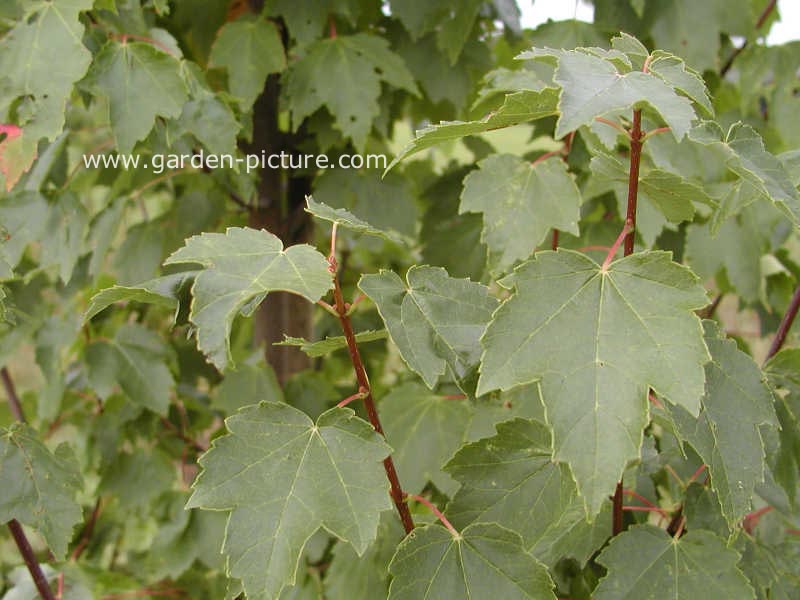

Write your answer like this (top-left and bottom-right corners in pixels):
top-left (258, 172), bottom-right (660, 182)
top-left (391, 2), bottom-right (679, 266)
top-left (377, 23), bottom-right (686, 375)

top-left (1, 1), bottom-right (800, 599)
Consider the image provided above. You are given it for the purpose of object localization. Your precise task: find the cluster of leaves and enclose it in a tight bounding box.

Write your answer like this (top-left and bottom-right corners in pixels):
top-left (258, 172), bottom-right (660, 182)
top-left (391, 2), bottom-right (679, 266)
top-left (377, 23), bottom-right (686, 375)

top-left (1, 0), bottom-right (800, 599)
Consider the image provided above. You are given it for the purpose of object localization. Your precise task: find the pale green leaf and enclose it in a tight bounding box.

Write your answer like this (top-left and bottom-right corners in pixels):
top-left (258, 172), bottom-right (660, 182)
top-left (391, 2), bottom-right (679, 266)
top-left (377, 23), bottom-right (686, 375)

top-left (388, 88), bottom-right (560, 170)
top-left (669, 323), bottom-right (778, 527)
top-left (285, 33), bottom-right (418, 151)
top-left (520, 48), bottom-right (696, 139)
top-left (164, 227), bottom-right (332, 371)
top-left (387, 522), bottom-right (556, 600)
top-left (187, 402), bottom-right (392, 600)
top-left (305, 196), bottom-right (405, 243)
top-left (85, 271), bottom-right (197, 322)
top-left (460, 153), bottom-right (581, 272)
top-left (85, 41), bottom-right (188, 153)
top-left (595, 525), bottom-right (754, 599)
top-left (689, 121), bottom-right (800, 227)
top-left (445, 418), bottom-right (610, 567)
top-left (85, 322), bottom-right (175, 415)
top-left (209, 16), bottom-right (285, 110)
top-left (648, 51), bottom-right (713, 115)
top-left (359, 265), bottom-right (498, 389)
top-left (0, 424), bottom-right (83, 559)
top-left (275, 330), bottom-right (388, 358)
top-left (478, 250), bottom-right (710, 514)
top-left (764, 349), bottom-right (800, 503)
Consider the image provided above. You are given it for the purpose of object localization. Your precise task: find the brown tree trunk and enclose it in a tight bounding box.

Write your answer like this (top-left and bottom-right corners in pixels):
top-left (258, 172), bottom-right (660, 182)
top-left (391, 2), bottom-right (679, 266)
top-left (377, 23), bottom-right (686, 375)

top-left (244, 66), bottom-right (314, 385)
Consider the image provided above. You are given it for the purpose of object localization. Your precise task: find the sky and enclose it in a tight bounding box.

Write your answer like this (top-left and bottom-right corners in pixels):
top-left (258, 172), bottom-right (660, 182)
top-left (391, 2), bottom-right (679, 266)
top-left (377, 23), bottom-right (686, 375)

top-left (518, 0), bottom-right (800, 45)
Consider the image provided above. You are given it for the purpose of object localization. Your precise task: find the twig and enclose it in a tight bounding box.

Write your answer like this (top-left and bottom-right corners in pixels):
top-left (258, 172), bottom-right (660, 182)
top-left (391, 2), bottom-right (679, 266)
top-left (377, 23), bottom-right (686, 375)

top-left (602, 219), bottom-right (633, 271)
top-left (623, 110), bottom-right (643, 255)
top-left (1, 366), bottom-right (25, 422)
top-left (766, 285), bottom-right (800, 361)
top-left (720, 0), bottom-right (777, 76)
top-left (70, 499), bottom-right (103, 561)
top-left (404, 493), bottom-right (459, 538)
top-left (337, 387), bottom-right (368, 408)
top-left (326, 233), bottom-right (415, 534)
top-left (2, 367), bottom-right (57, 600)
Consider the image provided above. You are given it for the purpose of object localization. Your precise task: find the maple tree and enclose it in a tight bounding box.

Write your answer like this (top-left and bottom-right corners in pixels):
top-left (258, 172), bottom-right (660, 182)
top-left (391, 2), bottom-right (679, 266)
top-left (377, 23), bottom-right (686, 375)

top-left (2, 0), bottom-right (800, 599)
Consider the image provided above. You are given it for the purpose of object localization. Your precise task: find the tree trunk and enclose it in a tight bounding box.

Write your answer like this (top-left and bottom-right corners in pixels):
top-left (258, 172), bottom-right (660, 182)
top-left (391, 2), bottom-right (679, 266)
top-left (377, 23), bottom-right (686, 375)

top-left (244, 70), bottom-right (314, 385)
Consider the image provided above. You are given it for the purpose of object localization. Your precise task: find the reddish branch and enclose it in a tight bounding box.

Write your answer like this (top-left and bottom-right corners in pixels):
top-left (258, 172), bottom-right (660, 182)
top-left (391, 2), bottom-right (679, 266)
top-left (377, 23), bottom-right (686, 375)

top-left (623, 110), bottom-right (644, 256)
top-left (326, 228), bottom-right (415, 534)
top-left (766, 285), bottom-right (800, 361)
top-left (720, 0), bottom-right (778, 76)
top-left (2, 367), bottom-right (56, 600)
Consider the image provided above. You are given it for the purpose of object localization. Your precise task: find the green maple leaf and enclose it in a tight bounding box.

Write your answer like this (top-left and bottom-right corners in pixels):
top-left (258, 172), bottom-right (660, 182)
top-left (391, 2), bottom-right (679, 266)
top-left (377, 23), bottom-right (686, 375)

top-left (359, 265), bottom-right (498, 390)
top-left (164, 227), bottom-right (332, 371)
top-left (388, 88), bottom-right (560, 170)
top-left (387, 522), bottom-right (556, 600)
top-left (460, 153), bottom-right (581, 272)
top-left (667, 322), bottom-right (778, 527)
top-left (444, 418), bottom-right (610, 567)
top-left (0, 424), bottom-right (83, 559)
top-left (305, 196), bottom-right (406, 243)
top-left (478, 250), bottom-right (710, 514)
top-left (521, 47), bottom-right (696, 139)
top-left (209, 16), bottom-right (285, 110)
top-left (187, 402), bottom-right (392, 600)
top-left (689, 121), bottom-right (800, 227)
top-left (0, 0), bottom-right (93, 188)
top-left (595, 525), bottom-right (754, 599)
top-left (275, 330), bottom-right (388, 358)
top-left (285, 33), bottom-right (418, 151)
top-left (85, 271), bottom-right (197, 322)
top-left (85, 40), bottom-right (188, 153)
top-left (85, 323), bottom-right (175, 415)
top-left (381, 382), bottom-right (473, 495)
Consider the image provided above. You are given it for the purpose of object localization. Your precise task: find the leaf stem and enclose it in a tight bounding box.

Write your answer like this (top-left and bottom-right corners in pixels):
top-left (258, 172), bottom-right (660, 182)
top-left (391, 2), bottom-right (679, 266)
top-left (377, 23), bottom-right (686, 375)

top-left (766, 284), bottom-right (800, 361)
top-left (594, 116), bottom-right (631, 138)
top-left (404, 493), bottom-right (459, 538)
top-left (337, 387), bottom-right (368, 408)
top-left (602, 219), bottom-right (633, 271)
top-left (327, 237), bottom-right (414, 534)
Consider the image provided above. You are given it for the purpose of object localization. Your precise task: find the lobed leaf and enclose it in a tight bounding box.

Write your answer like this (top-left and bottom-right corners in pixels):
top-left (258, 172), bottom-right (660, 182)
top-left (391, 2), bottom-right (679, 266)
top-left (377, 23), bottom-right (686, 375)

top-left (164, 227), bottom-right (332, 371)
top-left (478, 250), bottom-right (710, 514)
top-left (187, 402), bottom-right (392, 600)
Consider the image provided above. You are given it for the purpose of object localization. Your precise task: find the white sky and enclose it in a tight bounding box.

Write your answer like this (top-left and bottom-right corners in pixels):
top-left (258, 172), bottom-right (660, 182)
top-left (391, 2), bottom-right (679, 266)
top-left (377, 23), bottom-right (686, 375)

top-left (518, 0), bottom-right (800, 45)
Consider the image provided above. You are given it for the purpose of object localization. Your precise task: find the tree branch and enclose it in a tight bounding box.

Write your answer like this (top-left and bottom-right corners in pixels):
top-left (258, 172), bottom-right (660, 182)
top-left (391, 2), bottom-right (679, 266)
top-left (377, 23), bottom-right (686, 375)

top-left (720, 0), bottom-right (778, 76)
top-left (766, 284), bottom-right (800, 361)
top-left (326, 239), bottom-right (415, 534)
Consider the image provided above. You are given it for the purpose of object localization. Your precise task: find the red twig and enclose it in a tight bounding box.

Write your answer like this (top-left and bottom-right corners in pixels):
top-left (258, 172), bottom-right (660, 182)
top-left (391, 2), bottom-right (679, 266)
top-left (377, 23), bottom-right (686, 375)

top-left (720, 0), bottom-right (777, 76)
top-left (404, 493), bottom-right (459, 538)
top-left (327, 233), bottom-right (414, 534)
top-left (70, 499), bottom-right (103, 561)
top-left (624, 110), bottom-right (643, 255)
top-left (7, 520), bottom-right (56, 600)
top-left (623, 505), bottom-right (670, 516)
top-left (612, 483), bottom-right (624, 535)
top-left (531, 150), bottom-right (562, 166)
top-left (672, 515), bottom-right (686, 538)
top-left (2, 368), bottom-right (56, 600)
top-left (766, 285), bottom-right (800, 361)
top-left (1, 366), bottom-right (25, 422)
